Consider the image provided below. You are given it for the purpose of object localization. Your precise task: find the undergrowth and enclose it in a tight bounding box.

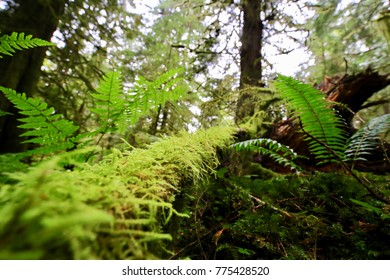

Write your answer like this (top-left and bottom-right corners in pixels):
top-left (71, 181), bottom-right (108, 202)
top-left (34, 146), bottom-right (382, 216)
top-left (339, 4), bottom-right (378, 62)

top-left (169, 171), bottom-right (390, 260)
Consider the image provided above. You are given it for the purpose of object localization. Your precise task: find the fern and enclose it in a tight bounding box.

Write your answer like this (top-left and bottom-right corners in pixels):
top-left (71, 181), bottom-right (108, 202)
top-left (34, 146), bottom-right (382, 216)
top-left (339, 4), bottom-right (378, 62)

top-left (344, 114), bottom-right (390, 167)
top-left (273, 75), bottom-right (347, 164)
top-left (125, 68), bottom-right (186, 130)
top-left (0, 110), bottom-right (11, 117)
top-left (0, 32), bottom-right (54, 58)
top-left (0, 68), bottom-right (185, 157)
top-left (350, 199), bottom-right (390, 220)
top-left (90, 71), bottom-right (124, 135)
top-left (91, 68), bottom-right (186, 135)
top-left (0, 86), bottom-right (79, 156)
top-left (232, 138), bottom-right (302, 171)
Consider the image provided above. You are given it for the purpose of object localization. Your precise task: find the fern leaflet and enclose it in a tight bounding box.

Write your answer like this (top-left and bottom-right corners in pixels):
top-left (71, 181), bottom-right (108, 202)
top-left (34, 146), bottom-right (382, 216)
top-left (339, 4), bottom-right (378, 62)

top-left (0, 32), bottom-right (54, 58)
top-left (274, 75), bottom-right (347, 164)
top-left (344, 114), bottom-right (390, 166)
top-left (0, 86), bottom-right (79, 156)
top-left (0, 110), bottom-right (12, 117)
top-left (232, 138), bottom-right (302, 171)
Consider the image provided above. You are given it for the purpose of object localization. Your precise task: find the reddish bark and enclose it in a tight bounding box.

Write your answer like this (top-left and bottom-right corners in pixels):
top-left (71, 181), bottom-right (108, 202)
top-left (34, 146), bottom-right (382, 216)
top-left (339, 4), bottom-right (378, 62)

top-left (319, 68), bottom-right (390, 124)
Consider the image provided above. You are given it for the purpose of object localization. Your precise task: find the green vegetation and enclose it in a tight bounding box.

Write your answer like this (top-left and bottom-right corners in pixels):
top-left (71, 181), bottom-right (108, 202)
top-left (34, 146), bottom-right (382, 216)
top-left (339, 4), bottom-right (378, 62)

top-left (170, 172), bottom-right (390, 259)
top-left (273, 75), bottom-right (347, 163)
top-left (0, 32), bottom-right (54, 58)
top-left (0, 1), bottom-right (389, 260)
top-left (0, 127), bottom-right (235, 259)
top-left (0, 86), bottom-right (80, 156)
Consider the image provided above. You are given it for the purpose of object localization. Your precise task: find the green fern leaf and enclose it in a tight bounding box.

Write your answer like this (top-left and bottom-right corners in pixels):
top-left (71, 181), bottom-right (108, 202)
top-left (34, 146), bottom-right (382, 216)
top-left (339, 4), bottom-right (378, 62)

top-left (274, 75), bottom-right (347, 164)
top-left (0, 86), bottom-right (79, 156)
top-left (344, 114), bottom-right (390, 165)
top-left (90, 71), bottom-right (124, 134)
top-left (232, 138), bottom-right (302, 171)
top-left (0, 32), bottom-right (54, 58)
top-left (90, 69), bottom-right (186, 137)
top-left (0, 110), bottom-right (12, 117)
top-left (125, 68), bottom-right (185, 130)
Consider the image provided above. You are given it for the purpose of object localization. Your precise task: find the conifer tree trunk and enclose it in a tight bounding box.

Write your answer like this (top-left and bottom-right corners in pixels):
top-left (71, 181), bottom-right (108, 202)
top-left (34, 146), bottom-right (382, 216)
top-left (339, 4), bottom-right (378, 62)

top-left (235, 0), bottom-right (263, 123)
top-left (0, 0), bottom-right (66, 153)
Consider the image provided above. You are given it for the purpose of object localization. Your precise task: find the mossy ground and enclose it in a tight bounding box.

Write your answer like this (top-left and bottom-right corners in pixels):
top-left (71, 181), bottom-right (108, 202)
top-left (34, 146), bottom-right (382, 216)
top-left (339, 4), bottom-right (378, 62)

top-left (168, 171), bottom-right (390, 260)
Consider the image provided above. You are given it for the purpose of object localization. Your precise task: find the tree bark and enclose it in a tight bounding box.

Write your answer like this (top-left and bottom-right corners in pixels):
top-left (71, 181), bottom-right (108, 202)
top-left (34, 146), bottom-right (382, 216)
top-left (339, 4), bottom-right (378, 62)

top-left (320, 69), bottom-right (390, 124)
top-left (0, 0), bottom-right (66, 153)
top-left (235, 0), bottom-right (263, 123)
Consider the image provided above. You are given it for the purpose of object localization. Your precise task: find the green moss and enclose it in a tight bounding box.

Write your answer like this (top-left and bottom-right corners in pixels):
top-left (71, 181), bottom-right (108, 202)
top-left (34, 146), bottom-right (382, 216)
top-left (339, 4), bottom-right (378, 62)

top-left (0, 153), bottom-right (29, 184)
top-left (0, 126), bottom-right (235, 259)
top-left (1, 125), bottom-right (388, 260)
top-left (171, 171), bottom-right (390, 260)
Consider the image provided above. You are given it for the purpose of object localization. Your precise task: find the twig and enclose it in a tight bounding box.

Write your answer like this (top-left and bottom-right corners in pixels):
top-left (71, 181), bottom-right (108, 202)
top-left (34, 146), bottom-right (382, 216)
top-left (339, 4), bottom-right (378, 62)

top-left (250, 195), bottom-right (293, 218)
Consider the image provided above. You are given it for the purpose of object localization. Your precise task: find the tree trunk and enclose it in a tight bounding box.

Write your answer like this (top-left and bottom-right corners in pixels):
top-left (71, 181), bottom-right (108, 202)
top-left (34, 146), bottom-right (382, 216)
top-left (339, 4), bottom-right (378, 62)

top-left (235, 0), bottom-right (263, 123)
top-left (0, 0), bottom-right (66, 153)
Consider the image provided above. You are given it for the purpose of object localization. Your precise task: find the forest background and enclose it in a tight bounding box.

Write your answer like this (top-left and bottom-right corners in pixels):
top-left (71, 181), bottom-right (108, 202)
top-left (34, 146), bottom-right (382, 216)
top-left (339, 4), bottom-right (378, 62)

top-left (0, 0), bottom-right (389, 260)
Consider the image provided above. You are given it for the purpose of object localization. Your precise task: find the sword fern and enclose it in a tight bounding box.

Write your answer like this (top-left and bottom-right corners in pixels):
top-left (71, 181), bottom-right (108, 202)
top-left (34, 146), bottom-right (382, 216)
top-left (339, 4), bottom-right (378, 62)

top-left (344, 114), bottom-right (390, 168)
top-left (273, 75), bottom-right (348, 164)
top-left (232, 138), bottom-right (301, 171)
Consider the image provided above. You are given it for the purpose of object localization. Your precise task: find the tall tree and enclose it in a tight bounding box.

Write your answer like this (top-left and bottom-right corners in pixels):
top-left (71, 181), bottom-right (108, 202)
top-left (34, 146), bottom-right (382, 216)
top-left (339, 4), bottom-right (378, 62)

top-left (235, 0), bottom-right (263, 123)
top-left (234, 0), bottom-right (311, 124)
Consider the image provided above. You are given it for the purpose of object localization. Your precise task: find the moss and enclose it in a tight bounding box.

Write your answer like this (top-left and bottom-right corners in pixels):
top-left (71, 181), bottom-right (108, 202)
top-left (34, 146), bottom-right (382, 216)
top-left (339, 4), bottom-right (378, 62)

top-left (170, 171), bottom-right (390, 260)
top-left (1, 125), bottom-right (389, 260)
top-left (0, 153), bottom-right (29, 184)
top-left (0, 126), bottom-right (235, 259)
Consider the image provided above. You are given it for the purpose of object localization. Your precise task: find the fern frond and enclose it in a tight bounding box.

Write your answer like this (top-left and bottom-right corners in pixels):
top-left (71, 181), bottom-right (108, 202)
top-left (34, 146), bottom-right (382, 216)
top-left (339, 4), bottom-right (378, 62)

top-left (90, 71), bottom-right (124, 134)
top-left (232, 138), bottom-right (302, 171)
top-left (127, 69), bottom-right (185, 122)
top-left (344, 114), bottom-right (390, 165)
top-left (0, 86), bottom-right (79, 156)
top-left (0, 32), bottom-right (54, 58)
top-left (90, 69), bottom-right (185, 137)
top-left (274, 75), bottom-right (347, 164)
top-left (123, 68), bottom-right (186, 132)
